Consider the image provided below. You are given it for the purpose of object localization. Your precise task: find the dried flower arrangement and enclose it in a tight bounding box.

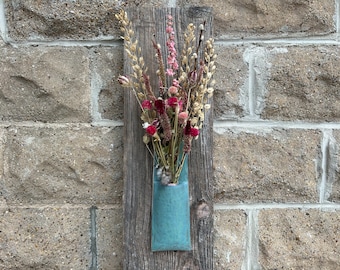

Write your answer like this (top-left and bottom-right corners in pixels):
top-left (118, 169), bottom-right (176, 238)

top-left (116, 10), bottom-right (216, 185)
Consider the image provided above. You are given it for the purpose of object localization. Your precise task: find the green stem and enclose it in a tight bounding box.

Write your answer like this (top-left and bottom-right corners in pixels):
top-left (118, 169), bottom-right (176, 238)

top-left (153, 139), bottom-right (167, 169)
top-left (170, 106), bottom-right (180, 183)
top-left (174, 152), bottom-right (187, 183)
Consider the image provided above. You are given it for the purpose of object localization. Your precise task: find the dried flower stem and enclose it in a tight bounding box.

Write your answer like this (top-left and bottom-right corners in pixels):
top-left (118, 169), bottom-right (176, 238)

top-left (143, 73), bottom-right (156, 102)
top-left (152, 40), bottom-right (167, 96)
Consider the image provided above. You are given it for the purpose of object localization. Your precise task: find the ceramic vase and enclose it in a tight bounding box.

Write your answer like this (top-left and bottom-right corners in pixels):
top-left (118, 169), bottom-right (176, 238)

top-left (151, 157), bottom-right (191, 251)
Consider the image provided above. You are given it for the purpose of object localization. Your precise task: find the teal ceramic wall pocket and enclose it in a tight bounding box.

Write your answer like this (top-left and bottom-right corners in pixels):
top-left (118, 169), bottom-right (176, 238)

top-left (151, 156), bottom-right (191, 251)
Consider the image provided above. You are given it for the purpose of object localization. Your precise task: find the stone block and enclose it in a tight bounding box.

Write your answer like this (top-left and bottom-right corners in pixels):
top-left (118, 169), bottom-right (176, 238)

top-left (214, 45), bottom-right (247, 119)
top-left (328, 180), bottom-right (340, 202)
top-left (96, 207), bottom-right (123, 270)
top-left (4, 0), bottom-right (169, 41)
top-left (259, 208), bottom-right (340, 269)
top-left (91, 47), bottom-right (124, 121)
top-left (5, 0), bottom-right (120, 41)
top-left (213, 129), bottom-right (321, 203)
top-left (178, 0), bottom-right (335, 38)
top-left (329, 131), bottom-right (340, 202)
top-left (214, 210), bottom-right (247, 270)
top-left (0, 207), bottom-right (91, 269)
top-left (262, 46), bottom-right (340, 121)
top-left (0, 46), bottom-right (91, 122)
top-left (0, 129), bottom-right (4, 189)
top-left (2, 126), bottom-right (123, 204)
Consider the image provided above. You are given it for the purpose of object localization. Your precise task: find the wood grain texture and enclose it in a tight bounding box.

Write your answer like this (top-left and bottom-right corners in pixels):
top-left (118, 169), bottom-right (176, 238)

top-left (123, 7), bottom-right (214, 269)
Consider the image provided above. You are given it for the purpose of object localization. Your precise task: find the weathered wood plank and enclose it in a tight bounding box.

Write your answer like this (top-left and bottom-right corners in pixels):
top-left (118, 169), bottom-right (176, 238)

top-left (123, 7), bottom-right (214, 269)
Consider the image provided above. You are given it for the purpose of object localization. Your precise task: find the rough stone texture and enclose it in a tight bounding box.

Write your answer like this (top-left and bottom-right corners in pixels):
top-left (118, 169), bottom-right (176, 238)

top-left (2, 126), bottom-right (123, 204)
top-left (97, 207), bottom-right (124, 270)
top-left (213, 129), bottom-right (321, 203)
top-left (329, 131), bottom-right (340, 202)
top-left (0, 207), bottom-right (91, 269)
top-left (214, 45), bottom-right (247, 120)
top-left (179, 0), bottom-right (335, 38)
top-left (259, 209), bottom-right (340, 269)
top-left (0, 46), bottom-right (91, 122)
top-left (4, 0), bottom-right (169, 41)
top-left (0, 130), bottom-right (4, 192)
top-left (262, 46), bottom-right (340, 122)
top-left (0, 35), bottom-right (4, 46)
top-left (5, 0), bottom-right (120, 41)
top-left (91, 46), bottom-right (124, 121)
top-left (214, 210), bottom-right (247, 270)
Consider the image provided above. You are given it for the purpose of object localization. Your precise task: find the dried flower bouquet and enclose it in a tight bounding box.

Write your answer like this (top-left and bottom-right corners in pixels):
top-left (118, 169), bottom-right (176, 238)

top-left (116, 10), bottom-right (216, 185)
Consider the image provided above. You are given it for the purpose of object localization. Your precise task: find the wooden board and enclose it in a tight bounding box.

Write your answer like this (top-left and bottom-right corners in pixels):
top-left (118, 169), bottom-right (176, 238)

top-left (123, 7), bottom-right (214, 269)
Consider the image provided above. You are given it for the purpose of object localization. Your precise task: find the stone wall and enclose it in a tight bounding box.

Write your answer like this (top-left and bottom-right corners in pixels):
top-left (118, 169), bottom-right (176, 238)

top-left (0, 0), bottom-right (339, 269)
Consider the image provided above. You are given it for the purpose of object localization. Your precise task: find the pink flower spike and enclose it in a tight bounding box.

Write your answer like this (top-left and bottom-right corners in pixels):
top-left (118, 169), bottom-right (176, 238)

top-left (172, 79), bottom-right (180, 87)
top-left (166, 26), bottom-right (172, 33)
top-left (166, 68), bottom-right (174, 76)
top-left (141, 100), bottom-right (152, 110)
top-left (166, 15), bottom-right (178, 75)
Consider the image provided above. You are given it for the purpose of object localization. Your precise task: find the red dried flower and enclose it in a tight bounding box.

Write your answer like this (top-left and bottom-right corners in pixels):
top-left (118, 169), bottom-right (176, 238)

top-left (183, 121), bottom-right (199, 137)
top-left (184, 121), bottom-right (191, 135)
top-left (154, 99), bottom-right (165, 114)
top-left (190, 127), bottom-right (200, 137)
top-left (167, 97), bottom-right (178, 108)
top-left (146, 125), bottom-right (157, 136)
top-left (142, 100), bottom-right (152, 110)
